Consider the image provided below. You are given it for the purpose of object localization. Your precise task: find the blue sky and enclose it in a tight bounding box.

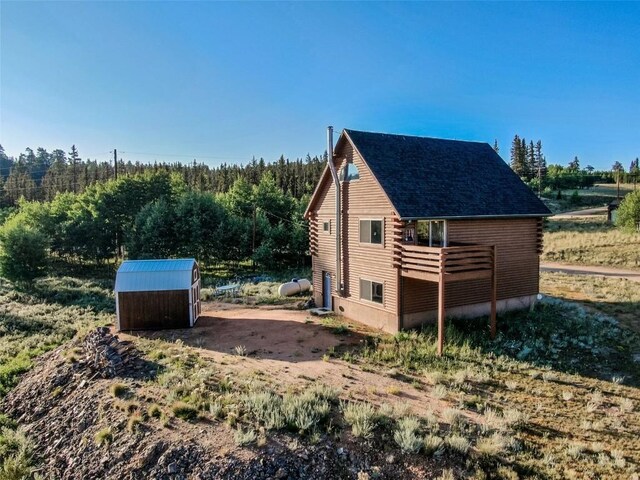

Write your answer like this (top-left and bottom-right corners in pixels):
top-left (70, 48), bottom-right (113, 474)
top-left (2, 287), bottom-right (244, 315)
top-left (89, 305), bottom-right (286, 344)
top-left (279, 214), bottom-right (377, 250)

top-left (1, 1), bottom-right (639, 171)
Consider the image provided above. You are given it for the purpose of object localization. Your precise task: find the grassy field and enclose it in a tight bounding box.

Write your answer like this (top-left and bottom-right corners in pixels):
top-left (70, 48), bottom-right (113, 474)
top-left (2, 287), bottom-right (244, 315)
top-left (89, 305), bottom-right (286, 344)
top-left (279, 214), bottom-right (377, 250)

top-left (543, 215), bottom-right (640, 269)
top-left (1, 272), bottom-right (639, 479)
top-left (0, 277), bottom-right (113, 397)
top-left (541, 271), bottom-right (640, 334)
top-left (543, 183), bottom-right (637, 214)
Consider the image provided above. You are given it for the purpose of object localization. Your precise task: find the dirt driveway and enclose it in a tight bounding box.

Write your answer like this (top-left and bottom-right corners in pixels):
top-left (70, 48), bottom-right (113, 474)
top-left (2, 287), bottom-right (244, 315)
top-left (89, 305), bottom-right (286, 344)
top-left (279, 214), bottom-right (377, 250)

top-left (141, 303), bottom-right (365, 362)
top-left (540, 262), bottom-right (640, 283)
top-left (124, 302), bottom-right (461, 419)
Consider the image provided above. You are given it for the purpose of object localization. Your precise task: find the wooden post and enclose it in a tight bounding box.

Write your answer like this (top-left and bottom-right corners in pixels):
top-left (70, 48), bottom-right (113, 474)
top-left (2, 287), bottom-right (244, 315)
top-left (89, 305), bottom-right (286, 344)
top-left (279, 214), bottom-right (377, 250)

top-left (437, 254), bottom-right (446, 356)
top-left (490, 245), bottom-right (497, 339)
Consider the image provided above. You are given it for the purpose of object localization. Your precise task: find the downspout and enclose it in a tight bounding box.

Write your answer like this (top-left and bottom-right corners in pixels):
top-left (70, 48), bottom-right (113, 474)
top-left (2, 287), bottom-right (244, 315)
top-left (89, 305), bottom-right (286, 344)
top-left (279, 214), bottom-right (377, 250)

top-left (327, 126), bottom-right (342, 295)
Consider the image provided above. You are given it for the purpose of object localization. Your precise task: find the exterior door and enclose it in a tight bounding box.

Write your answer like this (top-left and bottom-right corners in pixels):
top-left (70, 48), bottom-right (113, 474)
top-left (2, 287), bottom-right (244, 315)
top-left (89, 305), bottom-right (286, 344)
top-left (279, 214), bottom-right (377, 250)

top-left (191, 282), bottom-right (201, 326)
top-left (323, 272), bottom-right (332, 309)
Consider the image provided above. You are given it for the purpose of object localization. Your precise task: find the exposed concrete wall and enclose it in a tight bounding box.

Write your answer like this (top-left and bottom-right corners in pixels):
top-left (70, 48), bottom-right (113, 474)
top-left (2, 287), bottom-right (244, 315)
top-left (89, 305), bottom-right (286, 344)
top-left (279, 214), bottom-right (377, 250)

top-left (402, 295), bottom-right (537, 330)
top-left (334, 297), bottom-right (400, 333)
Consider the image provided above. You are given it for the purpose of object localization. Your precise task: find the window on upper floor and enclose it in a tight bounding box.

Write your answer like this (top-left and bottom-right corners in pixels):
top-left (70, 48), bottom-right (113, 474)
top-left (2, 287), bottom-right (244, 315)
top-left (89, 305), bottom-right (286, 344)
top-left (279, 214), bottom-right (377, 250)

top-left (339, 162), bottom-right (360, 182)
top-left (416, 220), bottom-right (447, 247)
top-left (359, 219), bottom-right (383, 245)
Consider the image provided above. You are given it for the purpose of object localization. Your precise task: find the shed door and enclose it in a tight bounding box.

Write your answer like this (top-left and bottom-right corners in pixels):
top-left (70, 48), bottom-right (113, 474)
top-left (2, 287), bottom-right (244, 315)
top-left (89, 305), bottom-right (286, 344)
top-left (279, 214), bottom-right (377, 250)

top-left (191, 282), bottom-right (201, 326)
top-left (323, 272), bottom-right (332, 309)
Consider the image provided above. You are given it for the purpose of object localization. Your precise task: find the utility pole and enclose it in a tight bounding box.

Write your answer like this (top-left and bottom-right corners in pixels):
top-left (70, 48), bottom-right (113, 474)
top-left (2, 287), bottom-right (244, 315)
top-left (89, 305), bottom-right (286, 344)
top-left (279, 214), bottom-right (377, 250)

top-left (252, 204), bottom-right (257, 272)
top-left (114, 149), bottom-right (118, 180)
top-left (113, 148), bottom-right (119, 260)
top-left (538, 156), bottom-right (542, 198)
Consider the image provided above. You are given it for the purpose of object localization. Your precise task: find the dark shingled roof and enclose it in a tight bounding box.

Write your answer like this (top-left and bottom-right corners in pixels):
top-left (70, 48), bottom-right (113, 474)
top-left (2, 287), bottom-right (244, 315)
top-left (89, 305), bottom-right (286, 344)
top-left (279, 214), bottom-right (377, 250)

top-left (344, 129), bottom-right (551, 219)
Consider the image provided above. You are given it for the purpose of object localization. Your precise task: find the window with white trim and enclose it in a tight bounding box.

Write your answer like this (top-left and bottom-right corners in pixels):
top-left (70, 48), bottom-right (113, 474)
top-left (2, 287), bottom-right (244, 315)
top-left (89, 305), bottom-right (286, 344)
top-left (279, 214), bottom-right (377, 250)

top-left (416, 220), bottom-right (447, 247)
top-left (360, 279), bottom-right (383, 304)
top-left (359, 219), bottom-right (383, 244)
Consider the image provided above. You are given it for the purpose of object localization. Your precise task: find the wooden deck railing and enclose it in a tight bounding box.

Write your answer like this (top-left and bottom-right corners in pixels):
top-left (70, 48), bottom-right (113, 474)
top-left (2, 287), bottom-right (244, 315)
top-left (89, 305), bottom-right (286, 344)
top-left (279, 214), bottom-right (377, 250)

top-left (398, 242), bottom-right (498, 356)
top-left (400, 244), bottom-right (495, 282)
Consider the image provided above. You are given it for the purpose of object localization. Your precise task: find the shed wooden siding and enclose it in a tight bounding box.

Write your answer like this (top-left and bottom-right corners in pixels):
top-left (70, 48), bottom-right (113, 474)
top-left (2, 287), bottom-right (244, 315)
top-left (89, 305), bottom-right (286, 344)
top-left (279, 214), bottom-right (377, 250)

top-left (118, 290), bottom-right (190, 330)
top-left (310, 141), bottom-right (400, 327)
top-left (402, 218), bottom-right (540, 314)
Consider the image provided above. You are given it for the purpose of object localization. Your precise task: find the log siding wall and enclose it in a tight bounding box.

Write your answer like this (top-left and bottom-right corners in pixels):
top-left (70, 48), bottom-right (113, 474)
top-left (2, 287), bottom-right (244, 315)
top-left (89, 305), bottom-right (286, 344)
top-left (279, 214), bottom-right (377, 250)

top-left (309, 138), bottom-right (543, 333)
top-left (402, 218), bottom-right (540, 314)
top-left (311, 142), bottom-right (400, 331)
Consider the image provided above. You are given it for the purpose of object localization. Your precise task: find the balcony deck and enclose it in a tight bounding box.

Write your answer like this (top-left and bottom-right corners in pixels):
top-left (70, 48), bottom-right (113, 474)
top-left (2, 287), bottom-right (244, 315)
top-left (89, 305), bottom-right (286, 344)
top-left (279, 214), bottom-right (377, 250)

top-left (398, 244), bottom-right (495, 282)
top-left (393, 242), bottom-right (497, 356)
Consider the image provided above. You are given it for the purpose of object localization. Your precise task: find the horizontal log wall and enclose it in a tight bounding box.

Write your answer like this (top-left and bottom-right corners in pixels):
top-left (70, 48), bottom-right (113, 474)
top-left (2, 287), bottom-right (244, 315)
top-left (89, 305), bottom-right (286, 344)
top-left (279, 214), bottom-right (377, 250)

top-left (311, 140), bottom-right (400, 330)
top-left (403, 218), bottom-right (540, 314)
top-left (340, 142), bottom-right (398, 317)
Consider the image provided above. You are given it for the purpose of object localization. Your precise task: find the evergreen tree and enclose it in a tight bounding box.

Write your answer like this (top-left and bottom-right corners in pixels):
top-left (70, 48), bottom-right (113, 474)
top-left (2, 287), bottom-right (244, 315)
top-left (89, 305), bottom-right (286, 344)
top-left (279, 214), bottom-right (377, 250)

top-left (68, 145), bottom-right (80, 193)
top-left (527, 141), bottom-right (536, 181)
top-left (0, 145), bottom-right (13, 180)
top-left (510, 135), bottom-right (526, 177)
top-left (534, 141), bottom-right (546, 179)
top-left (568, 156), bottom-right (580, 172)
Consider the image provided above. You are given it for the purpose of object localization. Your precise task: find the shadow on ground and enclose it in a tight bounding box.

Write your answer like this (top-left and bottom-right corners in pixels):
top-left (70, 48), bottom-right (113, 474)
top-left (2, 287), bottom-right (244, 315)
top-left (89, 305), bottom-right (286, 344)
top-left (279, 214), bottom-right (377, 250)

top-left (128, 309), bottom-right (367, 363)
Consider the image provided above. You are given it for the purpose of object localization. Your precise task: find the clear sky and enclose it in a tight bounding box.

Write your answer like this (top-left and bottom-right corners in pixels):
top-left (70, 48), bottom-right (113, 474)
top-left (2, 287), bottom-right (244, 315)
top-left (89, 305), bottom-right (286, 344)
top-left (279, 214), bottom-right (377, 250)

top-left (1, 1), bottom-right (639, 171)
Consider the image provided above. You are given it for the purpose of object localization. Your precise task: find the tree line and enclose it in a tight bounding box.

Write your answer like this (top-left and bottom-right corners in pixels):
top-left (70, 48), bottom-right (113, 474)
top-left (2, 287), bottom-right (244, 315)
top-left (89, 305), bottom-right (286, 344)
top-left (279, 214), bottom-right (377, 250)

top-left (0, 144), bottom-right (326, 207)
top-left (0, 171), bottom-right (312, 281)
top-left (505, 135), bottom-right (640, 193)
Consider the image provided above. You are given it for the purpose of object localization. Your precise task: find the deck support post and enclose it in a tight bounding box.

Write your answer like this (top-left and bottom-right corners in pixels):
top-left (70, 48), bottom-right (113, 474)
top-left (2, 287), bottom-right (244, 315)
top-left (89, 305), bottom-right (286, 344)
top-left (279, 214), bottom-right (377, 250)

top-left (437, 260), bottom-right (446, 357)
top-left (490, 245), bottom-right (497, 339)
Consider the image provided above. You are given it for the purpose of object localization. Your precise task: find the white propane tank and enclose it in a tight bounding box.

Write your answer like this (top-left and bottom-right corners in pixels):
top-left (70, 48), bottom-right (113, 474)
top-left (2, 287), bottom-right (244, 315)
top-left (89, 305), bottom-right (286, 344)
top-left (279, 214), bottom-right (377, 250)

top-left (278, 278), bottom-right (312, 297)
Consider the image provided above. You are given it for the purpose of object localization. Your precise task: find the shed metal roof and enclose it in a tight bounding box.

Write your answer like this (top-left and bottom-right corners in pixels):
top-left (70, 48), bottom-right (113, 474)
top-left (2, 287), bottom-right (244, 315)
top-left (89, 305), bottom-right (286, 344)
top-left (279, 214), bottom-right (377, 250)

top-left (115, 258), bottom-right (197, 293)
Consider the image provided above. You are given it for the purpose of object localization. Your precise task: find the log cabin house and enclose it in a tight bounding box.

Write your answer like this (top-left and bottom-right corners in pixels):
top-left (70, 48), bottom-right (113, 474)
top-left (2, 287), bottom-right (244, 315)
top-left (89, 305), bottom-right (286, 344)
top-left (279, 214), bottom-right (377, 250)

top-left (304, 128), bottom-right (552, 354)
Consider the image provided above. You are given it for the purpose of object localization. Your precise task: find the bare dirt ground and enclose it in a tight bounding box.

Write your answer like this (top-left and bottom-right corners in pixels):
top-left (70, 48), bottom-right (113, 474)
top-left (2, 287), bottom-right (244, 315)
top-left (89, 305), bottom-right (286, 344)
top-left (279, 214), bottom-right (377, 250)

top-left (540, 261), bottom-right (640, 283)
top-left (123, 302), bottom-right (458, 420)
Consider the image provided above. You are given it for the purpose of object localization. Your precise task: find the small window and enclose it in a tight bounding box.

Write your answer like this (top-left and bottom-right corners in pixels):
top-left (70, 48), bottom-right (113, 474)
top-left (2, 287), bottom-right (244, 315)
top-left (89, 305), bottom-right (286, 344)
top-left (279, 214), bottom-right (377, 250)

top-left (360, 279), bottom-right (383, 304)
top-left (359, 219), bottom-right (383, 244)
top-left (339, 162), bottom-right (360, 182)
top-left (416, 220), bottom-right (446, 247)
top-left (323, 220), bottom-right (331, 234)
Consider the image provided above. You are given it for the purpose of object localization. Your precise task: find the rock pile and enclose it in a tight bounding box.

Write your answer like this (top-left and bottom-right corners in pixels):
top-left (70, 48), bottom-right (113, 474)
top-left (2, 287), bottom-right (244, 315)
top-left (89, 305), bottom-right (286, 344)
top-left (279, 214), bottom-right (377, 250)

top-left (82, 327), bottom-right (135, 378)
top-left (1, 331), bottom-right (443, 479)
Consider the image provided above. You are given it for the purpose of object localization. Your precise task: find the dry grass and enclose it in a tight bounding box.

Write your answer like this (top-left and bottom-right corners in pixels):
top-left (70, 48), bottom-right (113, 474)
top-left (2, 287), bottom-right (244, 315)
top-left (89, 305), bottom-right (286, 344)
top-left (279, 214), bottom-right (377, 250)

top-left (543, 215), bottom-right (640, 269)
top-left (3, 270), bottom-right (640, 479)
top-left (540, 272), bottom-right (640, 333)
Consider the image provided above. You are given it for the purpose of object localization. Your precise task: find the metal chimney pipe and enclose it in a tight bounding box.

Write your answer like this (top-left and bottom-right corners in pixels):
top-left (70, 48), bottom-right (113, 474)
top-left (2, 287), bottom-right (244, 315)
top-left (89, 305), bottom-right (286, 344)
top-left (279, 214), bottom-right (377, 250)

top-left (326, 126), bottom-right (341, 296)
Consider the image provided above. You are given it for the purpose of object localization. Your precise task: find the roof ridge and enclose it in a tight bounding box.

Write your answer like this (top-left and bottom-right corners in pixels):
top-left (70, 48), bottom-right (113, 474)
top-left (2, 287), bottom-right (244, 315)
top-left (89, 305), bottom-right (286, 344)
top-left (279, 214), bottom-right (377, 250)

top-left (344, 128), bottom-right (489, 146)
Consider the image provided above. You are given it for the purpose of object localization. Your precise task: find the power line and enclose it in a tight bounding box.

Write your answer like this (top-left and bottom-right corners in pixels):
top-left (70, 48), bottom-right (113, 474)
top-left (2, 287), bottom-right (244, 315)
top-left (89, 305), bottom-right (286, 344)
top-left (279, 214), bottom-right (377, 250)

top-left (260, 208), bottom-right (305, 227)
top-left (120, 150), bottom-right (251, 161)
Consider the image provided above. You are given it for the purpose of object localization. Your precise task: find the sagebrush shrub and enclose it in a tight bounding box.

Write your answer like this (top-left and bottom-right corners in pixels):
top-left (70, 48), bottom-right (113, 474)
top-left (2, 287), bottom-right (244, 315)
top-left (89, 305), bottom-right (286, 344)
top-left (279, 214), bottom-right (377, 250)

top-left (393, 417), bottom-right (423, 453)
top-left (341, 401), bottom-right (377, 439)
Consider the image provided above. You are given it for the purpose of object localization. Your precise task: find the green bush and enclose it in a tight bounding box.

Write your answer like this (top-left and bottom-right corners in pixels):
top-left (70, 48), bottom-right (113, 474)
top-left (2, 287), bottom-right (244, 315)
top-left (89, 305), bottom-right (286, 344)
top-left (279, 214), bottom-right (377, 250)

top-left (615, 190), bottom-right (640, 233)
top-left (569, 190), bottom-right (581, 206)
top-left (0, 222), bottom-right (48, 282)
top-left (171, 401), bottom-right (199, 422)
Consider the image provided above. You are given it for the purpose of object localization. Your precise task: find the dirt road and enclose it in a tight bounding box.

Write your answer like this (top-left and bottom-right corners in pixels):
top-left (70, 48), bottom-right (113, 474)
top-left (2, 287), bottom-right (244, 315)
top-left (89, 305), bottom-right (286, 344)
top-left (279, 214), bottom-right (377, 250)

top-left (553, 206), bottom-right (607, 218)
top-left (541, 262), bottom-right (640, 282)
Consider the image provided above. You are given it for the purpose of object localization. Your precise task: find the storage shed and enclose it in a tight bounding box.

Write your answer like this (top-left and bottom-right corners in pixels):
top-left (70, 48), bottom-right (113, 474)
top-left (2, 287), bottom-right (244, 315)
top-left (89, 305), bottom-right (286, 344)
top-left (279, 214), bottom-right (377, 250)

top-left (115, 259), bottom-right (201, 331)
